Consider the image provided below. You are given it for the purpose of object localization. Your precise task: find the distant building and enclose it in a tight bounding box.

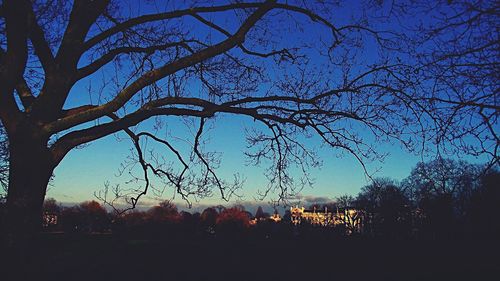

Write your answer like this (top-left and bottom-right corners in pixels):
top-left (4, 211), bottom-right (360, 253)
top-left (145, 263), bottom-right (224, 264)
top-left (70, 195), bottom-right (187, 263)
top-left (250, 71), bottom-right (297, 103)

top-left (249, 218), bottom-right (258, 226)
top-left (290, 206), bottom-right (364, 234)
top-left (249, 213), bottom-right (282, 225)
top-left (290, 206), bottom-right (334, 226)
top-left (269, 213), bottom-right (281, 222)
top-left (42, 212), bottom-right (58, 227)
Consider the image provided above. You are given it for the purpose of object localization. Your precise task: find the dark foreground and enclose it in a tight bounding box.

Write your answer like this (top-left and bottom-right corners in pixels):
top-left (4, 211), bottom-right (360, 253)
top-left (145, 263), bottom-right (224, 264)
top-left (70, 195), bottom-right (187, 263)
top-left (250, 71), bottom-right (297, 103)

top-left (1, 234), bottom-right (499, 281)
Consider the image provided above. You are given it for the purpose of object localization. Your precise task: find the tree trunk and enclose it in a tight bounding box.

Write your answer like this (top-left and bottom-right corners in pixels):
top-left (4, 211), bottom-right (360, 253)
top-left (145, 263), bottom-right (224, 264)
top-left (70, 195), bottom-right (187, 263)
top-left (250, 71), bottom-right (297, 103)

top-left (2, 128), bottom-right (55, 247)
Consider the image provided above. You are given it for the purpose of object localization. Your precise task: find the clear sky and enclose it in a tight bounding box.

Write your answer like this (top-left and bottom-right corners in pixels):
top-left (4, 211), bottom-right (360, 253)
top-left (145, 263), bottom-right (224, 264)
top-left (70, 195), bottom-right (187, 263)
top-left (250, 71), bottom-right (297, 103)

top-left (47, 112), bottom-right (424, 209)
top-left (44, 1), bottom-right (490, 211)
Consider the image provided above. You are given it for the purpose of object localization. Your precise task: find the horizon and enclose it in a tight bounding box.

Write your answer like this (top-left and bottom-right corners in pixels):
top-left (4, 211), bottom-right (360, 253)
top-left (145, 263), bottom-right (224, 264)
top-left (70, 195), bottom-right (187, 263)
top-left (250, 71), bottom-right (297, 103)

top-left (0, 1), bottom-right (498, 280)
top-left (47, 123), bottom-right (489, 210)
top-left (47, 156), bottom-right (494, 216)
top-left (0, 0), bottom-right (495, 232)
top-left (30, 0), bottom-right (493, 210)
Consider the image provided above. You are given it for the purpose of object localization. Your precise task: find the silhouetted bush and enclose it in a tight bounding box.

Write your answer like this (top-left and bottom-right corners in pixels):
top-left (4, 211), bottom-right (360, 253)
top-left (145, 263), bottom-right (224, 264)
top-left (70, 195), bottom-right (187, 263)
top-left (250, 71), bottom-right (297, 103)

top-left (60, 201), bottom-right (109, 233)
top-left (216, 207), bottom-right (250, 237)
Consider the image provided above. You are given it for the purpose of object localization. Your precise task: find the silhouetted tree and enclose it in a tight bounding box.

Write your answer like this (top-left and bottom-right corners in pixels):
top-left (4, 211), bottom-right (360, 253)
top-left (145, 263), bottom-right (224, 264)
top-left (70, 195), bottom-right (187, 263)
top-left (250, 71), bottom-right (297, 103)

top-left (42, 197), bottom-right (61, 214)
top-left (357, 178), bottom-right (411, 237)
top-left (467, 169), bottom-right (500, 238)
top-left (180, 211), bottom-right (192, 221)
top-left (78, 200), bottom-right (109, 233)
top-left (216, 207), bottom-right (250, 237)
top-left (1, 0), bottom-right (497, 243)
top-left (60, 200), bottom-right (109, 233)
top-left (113, 210), bottom-right (148, 238)
top-left (147, 200), bottom-right (179, 223)
top-left (254, 206), bottom-right (270, 221)
top-left (402, 158), bottom-right (480, 238)
top-left (42, 197), bottom-right (61, 229)
top-left (60, 206), bottom-right (83, 233)
top-left (403, 158), bottom-right (478, 200)
top-left (336, 195), bottom-right (354, 209)
top-left (200, 207), bottom-right (218, 236)
top-left (179, 210), bottom-right (199, 236)
top-left (200, 207), bottom-right (218, 227)
top-left (255, 206), bottom-right (265, 220)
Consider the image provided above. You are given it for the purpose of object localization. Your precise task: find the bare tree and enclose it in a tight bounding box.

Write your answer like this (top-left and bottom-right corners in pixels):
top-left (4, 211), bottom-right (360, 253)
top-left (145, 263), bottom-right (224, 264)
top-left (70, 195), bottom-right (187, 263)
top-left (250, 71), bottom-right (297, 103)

top-left (0, 0), bottom-right (496, 242)
top-left (335, 195), bottom-right (354, 209)
top-left (377, 0), bottom-right (499, 164)
top-left (401, 157), bottom-right (480, 223)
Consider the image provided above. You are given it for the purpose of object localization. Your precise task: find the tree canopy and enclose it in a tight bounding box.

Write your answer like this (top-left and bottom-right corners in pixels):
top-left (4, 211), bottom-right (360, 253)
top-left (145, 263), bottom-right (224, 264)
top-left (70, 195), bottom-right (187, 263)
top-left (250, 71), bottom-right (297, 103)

top-left (0, 0), bottom-right (497, 240)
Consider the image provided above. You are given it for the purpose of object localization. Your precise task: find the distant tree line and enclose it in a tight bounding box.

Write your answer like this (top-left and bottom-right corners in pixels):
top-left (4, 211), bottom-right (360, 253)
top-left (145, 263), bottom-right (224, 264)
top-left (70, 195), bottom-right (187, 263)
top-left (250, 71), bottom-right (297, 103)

top-left (0, 158), bottom-right (497, 240)
top-left (317, 158), bottom-right (500, 239)
top-left (33, 200), bottom-right (264, 239)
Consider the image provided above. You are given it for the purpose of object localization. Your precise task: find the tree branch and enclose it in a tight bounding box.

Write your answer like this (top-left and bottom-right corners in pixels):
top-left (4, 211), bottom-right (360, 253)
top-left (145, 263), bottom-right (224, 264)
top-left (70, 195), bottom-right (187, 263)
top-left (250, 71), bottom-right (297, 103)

top-left (15, 78), bottom-right (35, 110)
top-left (75, 41), bottom-right (194, 80)
top-left (83, 2), bottom-right (266, 51)
top-left (26, 5), bottom-right (56, 73)
top-left (44, 1), bottom-right (277, 134)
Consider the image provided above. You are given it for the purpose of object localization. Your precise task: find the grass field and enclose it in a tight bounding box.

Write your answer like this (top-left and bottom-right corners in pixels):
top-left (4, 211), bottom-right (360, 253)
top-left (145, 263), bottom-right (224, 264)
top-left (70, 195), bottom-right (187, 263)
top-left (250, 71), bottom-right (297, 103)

top-left (2, 234), bottom-right (499, 281)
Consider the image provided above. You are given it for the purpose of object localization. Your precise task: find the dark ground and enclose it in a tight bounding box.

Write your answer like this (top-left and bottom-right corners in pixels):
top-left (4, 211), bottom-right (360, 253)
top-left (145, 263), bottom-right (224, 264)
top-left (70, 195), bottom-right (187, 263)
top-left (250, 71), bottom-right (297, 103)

top-left (1, 234), bottom-right (499, 281)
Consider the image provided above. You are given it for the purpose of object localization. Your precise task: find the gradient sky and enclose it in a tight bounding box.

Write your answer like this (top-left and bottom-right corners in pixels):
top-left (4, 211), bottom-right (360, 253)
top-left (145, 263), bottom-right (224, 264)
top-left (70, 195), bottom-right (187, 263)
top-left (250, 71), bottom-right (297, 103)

top-left (46, 112), bottom-right (432, 209)
top-left (44, 1), bottom-right (490, 211)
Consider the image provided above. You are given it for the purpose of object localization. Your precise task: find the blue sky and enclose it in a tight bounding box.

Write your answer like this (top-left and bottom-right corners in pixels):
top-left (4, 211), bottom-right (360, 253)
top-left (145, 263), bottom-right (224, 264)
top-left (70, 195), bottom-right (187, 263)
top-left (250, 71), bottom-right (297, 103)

top-left (44, 1), bottom-right (491, 211)
top-left (47, 112), bottom-right (423, 208)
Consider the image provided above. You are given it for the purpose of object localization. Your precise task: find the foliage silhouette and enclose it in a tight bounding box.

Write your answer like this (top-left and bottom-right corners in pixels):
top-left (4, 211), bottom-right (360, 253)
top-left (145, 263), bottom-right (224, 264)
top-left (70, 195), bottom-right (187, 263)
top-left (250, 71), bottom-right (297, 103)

top-left (0, 0), bottom-right (497, 244)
